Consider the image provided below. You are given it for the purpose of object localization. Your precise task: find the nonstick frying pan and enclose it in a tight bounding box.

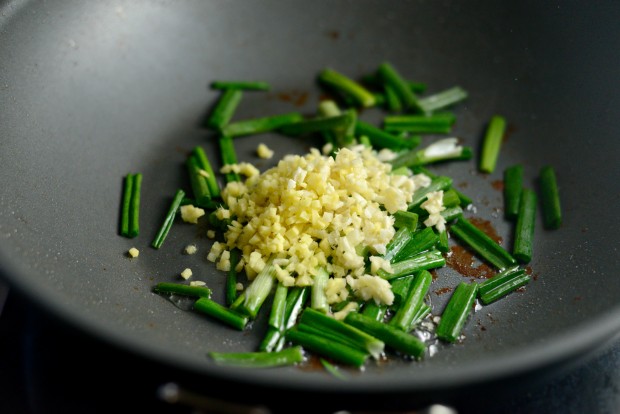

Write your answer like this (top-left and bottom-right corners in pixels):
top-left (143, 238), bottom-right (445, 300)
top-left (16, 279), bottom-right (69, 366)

top-left (1, 0), bottom-right (620, 412)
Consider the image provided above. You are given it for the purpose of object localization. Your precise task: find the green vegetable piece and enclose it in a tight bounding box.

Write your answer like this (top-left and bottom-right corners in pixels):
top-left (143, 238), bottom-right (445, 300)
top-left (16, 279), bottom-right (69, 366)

top-left (120, 173), bottom-right (142, 238)
top-left (379, 249), bottom-right (445, 280)
top-left (383, 112), bottom-right (456, 134)
top-left (186, 155), bottom-right (211, 207)
top-left (389, 270), bottom-right (432, 331)
top-left (478, 267), bottom-right (531, 305)
top-left (151, 189), bottom-right (185, 249)
top-left (355, 120), bottom-right (420, 150)
top-left (193, 297), bottom-right (248, 331)
top-left (377, 62), bottom-right (425, 114)
top-left (450, 216), bottom-right (517, 270)
top-left (193, 146), bottom-right (220, 199)
top-left (120, 174), bottom-right (134, 238)
top-left (208, 346), bottom-right (304, 368)
top-left (513, 188), bottom-right (537, 263)
top-left (436, 282), bottom-right (478, 343)
top-left (207, 88), bottom-right (243, 131)
top-left (286, 327), bottom-right (369, 368)
top-left (219, 135), bottom-right (240, 183)
top-left (418, 86), bottom-right (468, 113)
top-left (344, 312), bottom-right (426, 359)
top-left (539, 165), bottom-right (562, 229)
top-left (299, 308), bottom-right (385, 359)
top-left (153, 282), bottom-right (212, 298)
top-left (504, 164), bottom-right (523, 220)
top-left (393, 210), bottom-right (419, 232)
top-left (318, 68), bottom-right (376, 108)
top-left (237, 259), bottom-right (276, 319)
top-left (222, 112), bottom-right (304, 138)
top-left (408, 176), bottom-right (453, 210)
top-left (479, 115), bottom-right (506, 174)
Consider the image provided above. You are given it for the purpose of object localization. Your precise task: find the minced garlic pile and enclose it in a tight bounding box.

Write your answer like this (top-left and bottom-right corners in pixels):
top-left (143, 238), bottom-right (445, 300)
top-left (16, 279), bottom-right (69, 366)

top-left (207, 145), bottom-right (434, 306)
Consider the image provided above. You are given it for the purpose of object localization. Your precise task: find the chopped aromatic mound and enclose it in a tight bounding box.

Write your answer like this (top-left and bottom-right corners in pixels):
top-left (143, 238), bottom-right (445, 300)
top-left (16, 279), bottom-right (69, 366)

top-left (208, 145), bottom-right (431, 306)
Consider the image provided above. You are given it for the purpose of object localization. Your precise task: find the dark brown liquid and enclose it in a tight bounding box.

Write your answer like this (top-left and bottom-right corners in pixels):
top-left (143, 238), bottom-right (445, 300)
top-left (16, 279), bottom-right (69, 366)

top-left (446, 245), bottom-right (495, 279)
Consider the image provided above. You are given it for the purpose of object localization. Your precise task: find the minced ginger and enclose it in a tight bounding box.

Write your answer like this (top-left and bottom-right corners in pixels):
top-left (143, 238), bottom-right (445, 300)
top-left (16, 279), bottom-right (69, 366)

top-left (207, 145), bottom-right (433, 306)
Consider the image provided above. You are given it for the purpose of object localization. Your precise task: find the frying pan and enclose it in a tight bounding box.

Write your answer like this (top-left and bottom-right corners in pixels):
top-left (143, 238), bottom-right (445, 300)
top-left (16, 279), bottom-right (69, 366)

top-left (1, 0), bottom-right (620, 412)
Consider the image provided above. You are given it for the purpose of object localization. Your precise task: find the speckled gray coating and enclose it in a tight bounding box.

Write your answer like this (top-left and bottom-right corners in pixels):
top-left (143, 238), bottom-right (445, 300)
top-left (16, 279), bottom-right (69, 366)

top-left (1, 0), bottom-right (620, 409)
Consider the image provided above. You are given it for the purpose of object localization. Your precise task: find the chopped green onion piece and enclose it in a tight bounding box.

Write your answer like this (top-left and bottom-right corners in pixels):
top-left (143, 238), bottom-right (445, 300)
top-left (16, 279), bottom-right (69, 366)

top-left (383, 113), bottom-right (456, 134)
top-left (390, 274), bottom-right (415, 307)
top-left (225, 248), bottom-right (241, 306)
top-left (317, 68), bottom-right (376, 108)
top-left (393, 227), bottom-right (439, 263)
top-left (478, 267), bottom-right (531, 305)
top-left (279, 112), bottom-right (354, 137)
top-left (286, 327), bottom-right (369, 368)
top-left (153, 282), bottom-right (212, 298)
top-left (344, 312), bottom-right (426, 359)
top-left (479, 115), bottom-right (506, 174)
top-left (193, 146), bottom-right (220, 199)
top-left (377, 62), bottom-right (425, 114)
top-left (151, 189), bottom-right (185, 249)
top-left (222, 112), bottom-right (304, 138)
top-left (219, 135), bottom-right (240, 183)
top-left (408, 176), bottom-right (453, 210)
top-left (259, 327), bottom-right (283, 353)
top-left (311, 267), bottom-right (329, 313)
top-left (384, 83), bottom-right (403, 112)
top-left (418, 86), bottom-right (468, 113)
top-left (237, 259), bottom-right (276, 319)
top-left (391, 138), bottom-right (471, 169)
top-left (206, 89), bottom-right (243, 130)
top-left (320, 358), bottom-right (348, 380)
top-left (193, 297), bottom-right (248, 331)
top-left (210, 81), bottom-right (270, 91)
top-left (361, 301), bottom-right (388, 322)
top-left (284, 286), bottom-right (310, 330)
top-left (437, 229), bottom-right (450, 253)
top-left (450, 216), bottom-right (517, 270)
top-left (436, 282), bottom-right (478, 343)
top-left (504, 164), bottom-right (523, 220)
top-left (383, 227), bottom-right (415, 263)
top-left (268, 283), bottom-right (288, 330)
top-left (389, 270), bottom-right (432, 331)
top-left (539, 165), bottom-right (562, 230)
top-left (299, 308), bottom-right (385, 359)
top-left (355, 120), bottom-right (421, 150)
top-left (413, 166), bottom-right (472, 207)
top-left (121, 173), bottom-right (142, 238)
top-left (513, 188), bottom-right (537, 263)
top-left (186, 155), bottom-right (211, 207)
top-left (208, 345), bottom-right (304, 368)
top-left (393, 210), bottom-right (419, 231)
top-left (379, 249), bottom-right (445, 280)
top-left (410, 303), bottom-right (431, 327)
top-left (120, 174), bottom-right (134, 237)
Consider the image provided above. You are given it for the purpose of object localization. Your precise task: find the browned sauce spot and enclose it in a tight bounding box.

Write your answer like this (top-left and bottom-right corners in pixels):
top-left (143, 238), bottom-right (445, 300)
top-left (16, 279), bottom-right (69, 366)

top-left (434, 286), bottom-right (453, 295)
top-left (491, 180), bottom-right (504, 192)
top-left (457, 181), bottom-right (469, 189)
top-left (276, 90), bottom-right (309, 108)
top-left (326, 30), bottom-right (340, 40)
top-left (468, 217), bottom-right (503, 245)
top-left (446, 245), bottom-right (495, 279)
top-left (429, 269), bottom-right (439, 281)
top-left (503, 123), bottom-right (518, 143)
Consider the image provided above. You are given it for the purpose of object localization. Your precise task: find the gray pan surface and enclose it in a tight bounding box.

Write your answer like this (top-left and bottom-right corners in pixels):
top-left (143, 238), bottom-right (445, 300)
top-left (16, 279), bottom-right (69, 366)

top-left (1, 0), bottom-right (620, 407)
